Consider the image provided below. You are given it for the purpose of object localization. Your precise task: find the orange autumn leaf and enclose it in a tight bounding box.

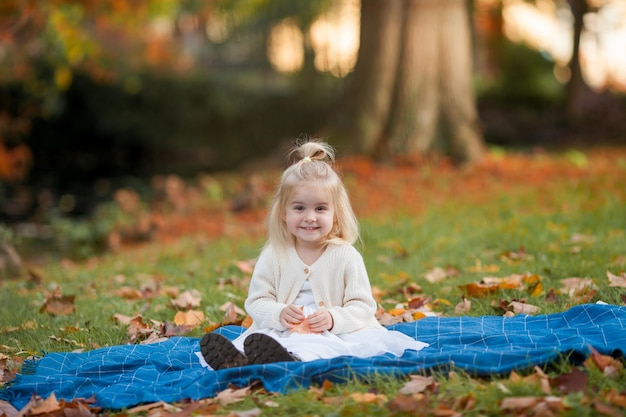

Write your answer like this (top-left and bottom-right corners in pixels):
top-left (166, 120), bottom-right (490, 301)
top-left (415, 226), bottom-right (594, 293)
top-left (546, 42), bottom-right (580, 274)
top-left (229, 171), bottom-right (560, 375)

top-left (290, 316), bottom-right (324, 335)
top-left (241, 315), bottom-right (253, 328)
top-left (114, 286), bottom-right (143, 300)
top-left (349, 392), bottom-right (387, 406)
top-left (459, 282), bottom-right (499, 297)
top-left (388, 308), bottom-right (407, 316)
top-left (412, 311), bottom-right (427, 320)
top-left (290, 318), bottom-right (313, 334)
top-left (173, 310), bottom-right (205, 326)
top-left (482, 275), bottom-right (524, 290)
top-left (605, 389), bottom-right (626, 408)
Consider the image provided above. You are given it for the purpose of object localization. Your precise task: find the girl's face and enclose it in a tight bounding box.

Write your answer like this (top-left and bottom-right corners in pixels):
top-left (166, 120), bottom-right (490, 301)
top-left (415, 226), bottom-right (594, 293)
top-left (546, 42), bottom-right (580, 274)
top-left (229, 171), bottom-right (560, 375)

top-left (285, 182), bottom-right (335, 248)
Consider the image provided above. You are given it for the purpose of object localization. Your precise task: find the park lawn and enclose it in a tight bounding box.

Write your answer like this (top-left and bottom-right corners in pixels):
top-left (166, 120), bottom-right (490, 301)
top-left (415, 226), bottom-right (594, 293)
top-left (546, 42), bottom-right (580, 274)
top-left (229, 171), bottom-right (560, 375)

top-left (1, 147), bottom-right (626, 416)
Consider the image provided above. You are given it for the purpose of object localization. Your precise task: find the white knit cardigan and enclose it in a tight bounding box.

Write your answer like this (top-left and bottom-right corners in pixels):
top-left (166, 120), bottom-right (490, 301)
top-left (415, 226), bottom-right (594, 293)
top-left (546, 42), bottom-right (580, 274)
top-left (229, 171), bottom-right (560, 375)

top-left (243, 243), bottom-right (383, 335)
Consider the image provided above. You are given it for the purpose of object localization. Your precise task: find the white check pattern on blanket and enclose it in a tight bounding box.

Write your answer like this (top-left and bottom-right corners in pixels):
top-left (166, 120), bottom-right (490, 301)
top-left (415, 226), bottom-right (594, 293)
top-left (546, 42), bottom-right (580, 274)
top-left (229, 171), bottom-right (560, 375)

top-left (1, 303), bottom-right (624, 410)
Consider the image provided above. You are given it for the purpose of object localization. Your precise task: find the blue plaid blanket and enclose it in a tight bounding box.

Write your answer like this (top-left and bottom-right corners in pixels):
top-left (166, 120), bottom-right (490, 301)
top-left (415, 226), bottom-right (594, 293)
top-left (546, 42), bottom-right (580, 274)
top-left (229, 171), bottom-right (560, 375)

top-left (2, 303), bottom-right (625, 410)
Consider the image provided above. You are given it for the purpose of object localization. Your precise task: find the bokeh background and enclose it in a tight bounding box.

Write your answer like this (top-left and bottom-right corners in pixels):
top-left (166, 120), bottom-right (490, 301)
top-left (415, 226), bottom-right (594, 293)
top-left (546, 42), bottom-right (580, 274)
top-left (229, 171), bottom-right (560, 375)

top-left (1, 0), bottom-right (625, 256)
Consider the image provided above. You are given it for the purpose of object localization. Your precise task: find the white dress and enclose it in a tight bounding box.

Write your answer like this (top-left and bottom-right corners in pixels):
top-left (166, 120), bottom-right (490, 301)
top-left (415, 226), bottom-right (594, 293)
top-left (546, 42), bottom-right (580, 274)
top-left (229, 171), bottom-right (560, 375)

top-left (229, 281), bottom-right (428, 362)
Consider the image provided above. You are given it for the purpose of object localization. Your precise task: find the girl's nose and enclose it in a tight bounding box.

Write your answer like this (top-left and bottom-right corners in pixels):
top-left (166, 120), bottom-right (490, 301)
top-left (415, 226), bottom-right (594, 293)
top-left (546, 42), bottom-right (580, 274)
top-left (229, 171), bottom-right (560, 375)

top-left (305, 212), bottom-right (316, 222)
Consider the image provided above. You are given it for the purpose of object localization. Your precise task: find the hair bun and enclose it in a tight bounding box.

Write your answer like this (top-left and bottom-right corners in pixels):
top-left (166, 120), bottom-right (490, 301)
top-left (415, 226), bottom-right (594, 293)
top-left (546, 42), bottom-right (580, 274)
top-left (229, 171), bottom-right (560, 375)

top-left (288, 140), bottom-right (335, 165)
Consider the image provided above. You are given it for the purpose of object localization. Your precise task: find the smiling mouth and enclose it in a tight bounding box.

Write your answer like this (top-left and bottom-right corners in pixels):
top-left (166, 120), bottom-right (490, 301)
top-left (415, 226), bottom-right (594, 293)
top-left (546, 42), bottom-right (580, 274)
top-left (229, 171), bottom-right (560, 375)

top-left (301, 227), bottom-right (318, 230)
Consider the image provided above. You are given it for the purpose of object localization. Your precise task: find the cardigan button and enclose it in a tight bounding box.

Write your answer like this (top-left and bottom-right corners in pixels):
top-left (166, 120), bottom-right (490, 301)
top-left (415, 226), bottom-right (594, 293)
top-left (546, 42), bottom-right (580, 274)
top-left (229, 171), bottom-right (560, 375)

top-left (304, 268), bottom-right (309, 274)
top-left (318, 301), bottom-right (324, 307)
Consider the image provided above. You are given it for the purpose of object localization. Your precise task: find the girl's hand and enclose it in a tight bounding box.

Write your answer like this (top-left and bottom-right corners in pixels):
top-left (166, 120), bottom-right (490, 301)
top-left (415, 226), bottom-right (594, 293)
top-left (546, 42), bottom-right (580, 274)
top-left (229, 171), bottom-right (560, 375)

top-left (306, 309), bottom-right (333, 333)
top-left (280, 304), bottom-right (305, 328)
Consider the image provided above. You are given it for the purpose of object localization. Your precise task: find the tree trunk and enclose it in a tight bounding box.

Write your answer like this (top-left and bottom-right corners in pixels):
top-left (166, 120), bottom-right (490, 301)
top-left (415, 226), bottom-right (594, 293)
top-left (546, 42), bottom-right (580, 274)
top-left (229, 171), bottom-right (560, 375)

top-left (330, 0), bottom-right (485, 164)
top-left (565, 0), bottom-right (596, 123)
top-left (380, 0), bottom-right (484, 162)
top-left (339, 0), bottom-right (403, 154)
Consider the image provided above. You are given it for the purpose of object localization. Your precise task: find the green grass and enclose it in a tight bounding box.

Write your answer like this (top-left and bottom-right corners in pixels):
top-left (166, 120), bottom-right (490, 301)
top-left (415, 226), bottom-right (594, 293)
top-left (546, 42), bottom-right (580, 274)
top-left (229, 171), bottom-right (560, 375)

top-left (1, 151), bottom-right (626, 415)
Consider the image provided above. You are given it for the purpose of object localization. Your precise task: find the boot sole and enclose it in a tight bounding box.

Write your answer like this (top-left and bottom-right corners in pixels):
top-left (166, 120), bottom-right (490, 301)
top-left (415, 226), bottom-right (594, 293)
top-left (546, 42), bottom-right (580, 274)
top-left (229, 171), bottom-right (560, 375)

top-left (200, 332), bottom-right (247, 370)
top-left (244, 333), bottom-right (299, 365)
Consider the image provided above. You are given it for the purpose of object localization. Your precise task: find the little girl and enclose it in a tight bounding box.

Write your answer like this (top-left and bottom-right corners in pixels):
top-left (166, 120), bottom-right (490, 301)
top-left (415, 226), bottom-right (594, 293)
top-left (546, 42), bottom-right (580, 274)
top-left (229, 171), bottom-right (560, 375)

top-left (200, 140), bottom-right (427, 369)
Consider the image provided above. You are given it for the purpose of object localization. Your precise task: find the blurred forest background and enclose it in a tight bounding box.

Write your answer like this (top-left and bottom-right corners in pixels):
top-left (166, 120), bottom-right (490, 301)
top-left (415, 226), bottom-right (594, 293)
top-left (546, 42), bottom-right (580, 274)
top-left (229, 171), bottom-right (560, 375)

top-left (1, 0), bottom-right (625, 259)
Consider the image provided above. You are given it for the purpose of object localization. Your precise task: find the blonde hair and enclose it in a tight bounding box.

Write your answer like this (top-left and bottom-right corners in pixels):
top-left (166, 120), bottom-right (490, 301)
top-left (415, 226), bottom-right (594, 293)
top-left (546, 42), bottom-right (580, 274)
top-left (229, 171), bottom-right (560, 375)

top-left (266, 140), bottom-right (359, 255)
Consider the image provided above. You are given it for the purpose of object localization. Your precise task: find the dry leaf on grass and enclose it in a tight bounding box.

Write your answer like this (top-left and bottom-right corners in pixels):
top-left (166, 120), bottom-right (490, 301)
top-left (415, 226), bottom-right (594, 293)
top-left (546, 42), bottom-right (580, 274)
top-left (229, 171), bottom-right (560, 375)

top-left (173, 310), bottom-right (205, 326)
top-left (560, 277), bottom-right (596, 297)
top-left (216, 386), bottom-right (251, 406)
top-left (171, 290), bottom-right (202, 309)
top-left (39, 289), bottom-right (75, 316)
top-left (399, 375), bottom-right (437, 395)
top-left (454, 297), bottom-right (471, 314)
top-left (584, 346), bottom-right (623, 378)
top-left (606, 270), bottom-right (626, 288)
top-left (508, 301), bottom-right (540, 315)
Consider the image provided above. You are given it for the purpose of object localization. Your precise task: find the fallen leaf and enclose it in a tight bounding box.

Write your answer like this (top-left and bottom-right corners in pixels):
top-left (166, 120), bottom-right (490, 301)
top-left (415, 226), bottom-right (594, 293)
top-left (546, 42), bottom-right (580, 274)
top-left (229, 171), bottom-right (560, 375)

top-left (235, 259), bottom-right (256, 275)
top-left (399, 375), bottom-right (436, 395)
top-left (424, 267), bottom-right (447, 283)
top-left (454, 297), bottom-right (471, 314)
top-left (459, 282), bottom-right (499, 297)
top-left (349, 392), bottom-right (387, 406)
top-left (163, 322), bottom-right (194, 337)
top-left (508, 301), bottom-right (540, 315)
top-left (173, 310), bottom-right (205, 326)
top-left (522, 273), bottom-right (543, 296)
top-left (114, 286), bottom-right (143, 300)
top-left (465, 259), bottom-right (499, 273)
top-left (482, 274), bottom-right (524, 290)
top-left (541, 292), bottom-right (558, 308)
top-left (584, 346), bottom-right (623, 378)
top-left (500, 396), bottom-right (565, 414)
top-left (387, 308), bottom-right (407, 317)
top-left (39, 289), bottom-right (75, 316)
top-left (592, 400), bottom-right (623, 417)
top-left (570, 233), bottom-right (595, 244)
top-left (376, 311), bottom-right (404, 326)
top-left (290, 318), bottom-right (321, 335)
top-left (25, 393), bottom-right (62, 415)
top-left (231, 408), bottom-right (262, 417)
top-left (606, 270), bottom-right (626, 288)
top-left (560, 277), bottom-right (595, 297)
top-left (0, 400), bottom-right (18, 417)
top-left (550, 367), bottom-right (588, 394)
top-left (407, 297), bottom-right (428, 309)
top-left (500, 396), bottom-right (539, 410)
top-left (171, 290), bottom-right (202, 309)
top-left (112, 313), bottom-right (134, 325)
top-left (387, 394), bottom-right (428, 413)
top-left (510, 367), bottom-right (551, 395)
top-left (500, 246), bottom-right (533, 263)
top-left (605, 388), bottom-right (626, 408)
top-left (125, 401), bottom-right (183, 415)
top-left (220, 301), bottom-right (246, 323)
top-left (216, 386), bottom-right (251, 406)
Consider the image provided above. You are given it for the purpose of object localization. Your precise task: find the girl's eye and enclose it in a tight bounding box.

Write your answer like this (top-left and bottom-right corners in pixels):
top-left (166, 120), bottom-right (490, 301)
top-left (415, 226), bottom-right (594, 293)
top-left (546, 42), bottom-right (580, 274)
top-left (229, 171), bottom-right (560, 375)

top-left (316, 206), bottom-right (327, 212)
top-left (293, 205), bottom-right (303, 211)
